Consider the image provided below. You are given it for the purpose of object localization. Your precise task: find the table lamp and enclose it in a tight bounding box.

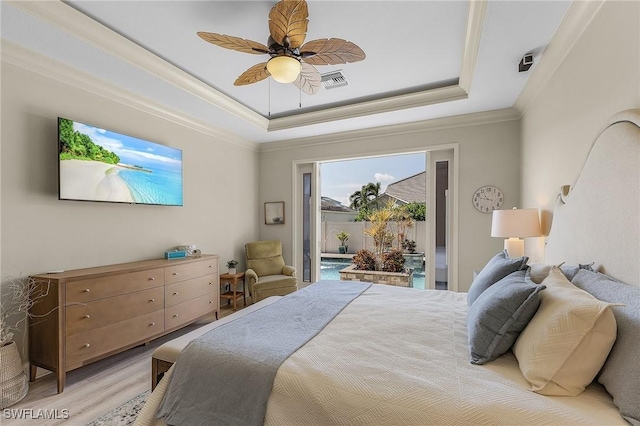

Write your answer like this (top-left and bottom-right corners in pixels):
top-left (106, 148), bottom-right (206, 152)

top-left (491, 208), bottom-right (541, 258)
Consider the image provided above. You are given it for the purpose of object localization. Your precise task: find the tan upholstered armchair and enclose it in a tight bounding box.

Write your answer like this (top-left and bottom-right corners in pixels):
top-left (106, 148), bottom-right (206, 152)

top-left (245, 240), bottom-right (297, 303)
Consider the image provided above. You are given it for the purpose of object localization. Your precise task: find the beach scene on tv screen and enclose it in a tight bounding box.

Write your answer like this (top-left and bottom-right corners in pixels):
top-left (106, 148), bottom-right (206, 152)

top-left (59, 118), bottom-right (183, 205)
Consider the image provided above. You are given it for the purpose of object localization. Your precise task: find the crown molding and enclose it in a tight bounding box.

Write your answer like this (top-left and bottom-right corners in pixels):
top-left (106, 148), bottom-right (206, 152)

top-left (267, 84), bottom-right (468, 131)
top-left (459, 0), bottom-right (488, 93)
top-left (1, 40), bottom-right (259, 152)
top-left (514, 0), bottom-right (605, 114)
top-left (9, 0), bottom-right (486, 132)
top-left (261, 108), bottom-right (520, 153)
top-left (8, 0), bottom-right (268, 131)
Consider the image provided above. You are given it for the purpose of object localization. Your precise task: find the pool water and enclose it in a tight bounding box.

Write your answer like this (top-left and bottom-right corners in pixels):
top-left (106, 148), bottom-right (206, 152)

top-left (320, 258), bottom-right (426, 290)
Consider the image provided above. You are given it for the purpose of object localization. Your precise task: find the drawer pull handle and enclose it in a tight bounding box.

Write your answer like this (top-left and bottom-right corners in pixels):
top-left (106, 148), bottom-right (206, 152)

top-left (149, 322), bottom-right (156, 326)
top-left (148, 277), bottom-right (155, 281)
top-left (84, 343), bottom-right (91, 348)
top-left (84, 315), bottom-right (91, 319)
top-left (149, 298), bottom-right (155, 302)
top-left (173, 292), bottom-right (178, 296)
top-left (209, 265), bottom-right (212, 268)
top-left (173, 314), bottom-right (179, 318)
top-left (84, 289), bottom-right (90, 293)
top-left (209, 282), bottom-right (212, 285)
top-left (209, 301), bottom-right (212, 304)
top-left (172, 272), bottom-right (178, 276)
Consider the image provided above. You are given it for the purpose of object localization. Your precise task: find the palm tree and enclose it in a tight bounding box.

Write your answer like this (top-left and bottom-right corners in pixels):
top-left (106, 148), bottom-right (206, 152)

top-left (349, 188), bottom-right (365, 210)
top-left (362, 182), bottom-right (381, 209)
top-left (349, 182), bottom-right (382, 210)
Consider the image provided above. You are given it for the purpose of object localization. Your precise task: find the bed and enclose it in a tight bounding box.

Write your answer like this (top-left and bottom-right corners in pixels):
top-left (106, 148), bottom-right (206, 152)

top-left (134, 109), bottom-right (640, 426)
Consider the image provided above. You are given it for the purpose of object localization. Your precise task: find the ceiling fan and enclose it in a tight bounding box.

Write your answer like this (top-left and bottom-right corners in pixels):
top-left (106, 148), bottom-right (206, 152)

top-left (197, 0), bottom-right (365, 95)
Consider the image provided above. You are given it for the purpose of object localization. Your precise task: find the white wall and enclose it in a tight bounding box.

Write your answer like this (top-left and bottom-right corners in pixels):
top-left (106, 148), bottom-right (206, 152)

top-left (520, 1), bottom-right (640, 262)
top-left (259, 117), bottom-right (521, 292)
top-left (1, 61), bottom-right (260, 351)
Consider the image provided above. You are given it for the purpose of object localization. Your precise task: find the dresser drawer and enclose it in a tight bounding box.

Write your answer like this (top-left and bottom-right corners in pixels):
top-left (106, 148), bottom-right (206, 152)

top-left (66, 310), bottom-right (164, 368)
top-left (165, 293), bottom-right (216, 331)
top-left (66, 287), bottom-right (164, 336)
top-left (165, 274), bottom-right (218, 307)
top-left (165, 259), bottom-right (217, 285)
top-left (66, 268), bottom-right (164, 303)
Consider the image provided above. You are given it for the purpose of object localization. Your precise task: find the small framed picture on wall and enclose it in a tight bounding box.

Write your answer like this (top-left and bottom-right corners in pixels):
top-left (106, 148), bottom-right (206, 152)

top-left (265, 201), bottom-right (285, 225)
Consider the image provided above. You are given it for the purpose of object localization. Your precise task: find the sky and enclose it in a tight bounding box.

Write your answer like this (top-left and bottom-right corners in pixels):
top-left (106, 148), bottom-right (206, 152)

top-left (72, 121), bottom-right (182, 172)
top-left (320, 152), bottom-right (426, 207)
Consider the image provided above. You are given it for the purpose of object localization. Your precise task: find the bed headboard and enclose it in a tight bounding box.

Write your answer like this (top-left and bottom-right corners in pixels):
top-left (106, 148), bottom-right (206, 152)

top-left (545, 109), bottom-right (640, 288)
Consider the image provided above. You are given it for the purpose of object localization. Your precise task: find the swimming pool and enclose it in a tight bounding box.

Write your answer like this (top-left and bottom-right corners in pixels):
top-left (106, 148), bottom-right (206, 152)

top-left (320, 258), bottom-right (426, 290)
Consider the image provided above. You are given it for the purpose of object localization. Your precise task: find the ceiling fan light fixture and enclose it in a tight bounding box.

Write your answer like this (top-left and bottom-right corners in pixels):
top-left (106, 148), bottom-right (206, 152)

top-left (267, 56), bottom-right (301, 83)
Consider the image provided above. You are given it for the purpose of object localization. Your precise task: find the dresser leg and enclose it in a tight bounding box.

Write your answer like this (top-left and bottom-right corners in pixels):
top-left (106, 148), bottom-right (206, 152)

top-left (57, 371), bottom-right (65, 393)
top-left (29, 364), bottom-right (37, 382)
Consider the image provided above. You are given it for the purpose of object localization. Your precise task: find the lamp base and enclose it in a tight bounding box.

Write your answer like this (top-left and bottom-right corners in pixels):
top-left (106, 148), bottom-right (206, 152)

top-left (504, 238), bottom-right (525, 258)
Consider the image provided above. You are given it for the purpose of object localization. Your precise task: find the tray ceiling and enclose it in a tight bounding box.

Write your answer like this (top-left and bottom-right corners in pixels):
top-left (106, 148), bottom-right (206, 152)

top-left (1, 1), bottom-right (572, 143)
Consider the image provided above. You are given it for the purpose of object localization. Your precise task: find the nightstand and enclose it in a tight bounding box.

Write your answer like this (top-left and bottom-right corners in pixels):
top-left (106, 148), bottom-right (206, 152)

top-left (219, 272), bottom-right (246, 311)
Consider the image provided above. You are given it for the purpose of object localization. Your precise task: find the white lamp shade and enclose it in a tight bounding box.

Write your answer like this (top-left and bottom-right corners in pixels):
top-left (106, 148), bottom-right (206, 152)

top-left (266, 56), bottom-right (301, 83)
top-left (491, 208), bottom-right (541, 238)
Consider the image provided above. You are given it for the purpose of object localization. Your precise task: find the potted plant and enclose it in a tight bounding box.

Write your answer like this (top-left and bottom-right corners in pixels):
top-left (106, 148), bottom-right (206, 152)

top-left (402, 238), bottom-right (417, 254)
top-left (226, 260), bottom-right (239, 275)
top-left (336, 231), bottom-right (350, 254)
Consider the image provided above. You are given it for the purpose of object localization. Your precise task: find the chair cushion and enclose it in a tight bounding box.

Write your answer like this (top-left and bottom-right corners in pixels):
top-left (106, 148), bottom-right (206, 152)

top-left (249, 256), bottom-right (285, 277)
top-left (255, 274), bottom-right (297, 291)
top-left (246, 240), bottom-right (286, 277)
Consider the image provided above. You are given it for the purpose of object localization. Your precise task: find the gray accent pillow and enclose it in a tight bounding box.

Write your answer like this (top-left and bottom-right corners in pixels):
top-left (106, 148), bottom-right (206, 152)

top-left (528, 263), bottom-right (594, 283)
top-left (468, 270), bottom-right (545, 364)
top-left (571, 269), bottom-right (640, 426)
top-left (467, 250), bottom-right (529, 306)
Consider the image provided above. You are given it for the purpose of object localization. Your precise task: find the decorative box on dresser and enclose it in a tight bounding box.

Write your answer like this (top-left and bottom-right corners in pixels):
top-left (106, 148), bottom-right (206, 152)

top-left (29, 254), bottom-right (219, 393)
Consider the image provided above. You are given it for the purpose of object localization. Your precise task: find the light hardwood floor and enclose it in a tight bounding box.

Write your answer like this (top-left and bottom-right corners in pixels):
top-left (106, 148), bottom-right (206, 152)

top-left (3, 303), bottom-right (242, 425)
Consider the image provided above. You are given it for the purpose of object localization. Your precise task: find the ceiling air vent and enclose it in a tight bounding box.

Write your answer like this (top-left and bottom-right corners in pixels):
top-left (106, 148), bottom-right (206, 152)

top-left (321, 70), bottom-right (349, 90)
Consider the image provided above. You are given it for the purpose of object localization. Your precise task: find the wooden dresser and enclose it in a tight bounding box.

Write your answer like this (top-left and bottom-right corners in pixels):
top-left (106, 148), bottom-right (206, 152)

top-left (29, 255), bottom-right (219, 393)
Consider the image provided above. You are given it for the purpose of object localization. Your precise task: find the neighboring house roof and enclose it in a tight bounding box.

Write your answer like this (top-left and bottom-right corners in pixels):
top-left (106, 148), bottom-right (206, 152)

top-left (382, 172), bottom-right (426, 204)
top-left (321, 196), bottom-right (355, 212)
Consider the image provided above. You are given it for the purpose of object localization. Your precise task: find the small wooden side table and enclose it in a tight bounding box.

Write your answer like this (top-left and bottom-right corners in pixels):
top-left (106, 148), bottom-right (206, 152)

top-left (219, 272), bottom-right (246, 311)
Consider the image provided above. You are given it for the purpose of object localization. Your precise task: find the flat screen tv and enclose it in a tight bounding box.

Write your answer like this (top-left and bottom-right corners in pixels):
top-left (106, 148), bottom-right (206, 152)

top-left (58, 117), bottom-right (183, 206)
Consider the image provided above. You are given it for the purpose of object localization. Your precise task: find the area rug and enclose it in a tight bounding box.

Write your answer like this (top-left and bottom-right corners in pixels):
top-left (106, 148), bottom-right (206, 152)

top-left (86, 390), bottom-right (149, 426)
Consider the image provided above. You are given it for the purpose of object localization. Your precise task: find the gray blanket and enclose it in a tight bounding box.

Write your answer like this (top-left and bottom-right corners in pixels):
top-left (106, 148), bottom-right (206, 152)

top-left (157, 280), bottom-right (371, 426)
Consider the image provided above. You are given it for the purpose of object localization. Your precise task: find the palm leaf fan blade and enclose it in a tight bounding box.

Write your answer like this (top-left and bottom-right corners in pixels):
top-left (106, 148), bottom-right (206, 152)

top-left (300, 38), bottom-right (366, 65)
top-left (197, 32), bottom-right (269, 54)
top-left (268, 0), bottom-right (309, 48)
top-left (234, 62), bottom-right (271, 86)
top-left (293, 62), bottom-right (321, 95)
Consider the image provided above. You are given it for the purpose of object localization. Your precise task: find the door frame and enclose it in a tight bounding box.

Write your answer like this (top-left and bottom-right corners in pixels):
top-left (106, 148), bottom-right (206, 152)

top-left (428, 150), bottom-right (458, 291)
top-left (291, 144), bottom-right (458, 290)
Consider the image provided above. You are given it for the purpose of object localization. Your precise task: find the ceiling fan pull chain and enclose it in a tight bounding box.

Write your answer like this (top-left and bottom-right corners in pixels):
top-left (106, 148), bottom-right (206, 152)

top-left (299, 85), bottom-right (302, 109)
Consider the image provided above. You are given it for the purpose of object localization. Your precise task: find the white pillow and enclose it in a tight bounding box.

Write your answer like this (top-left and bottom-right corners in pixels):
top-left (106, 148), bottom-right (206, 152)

top-left (513, 267), bottom-right (617, 396)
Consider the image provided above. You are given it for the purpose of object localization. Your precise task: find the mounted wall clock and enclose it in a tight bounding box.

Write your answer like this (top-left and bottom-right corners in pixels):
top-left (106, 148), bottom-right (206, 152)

top-left (473, 186), bottom-right (503, 213)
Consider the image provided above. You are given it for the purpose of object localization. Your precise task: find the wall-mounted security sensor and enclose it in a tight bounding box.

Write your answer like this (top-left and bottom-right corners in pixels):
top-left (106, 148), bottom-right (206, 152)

top-left (519, 53), bottom-right (534, 72)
